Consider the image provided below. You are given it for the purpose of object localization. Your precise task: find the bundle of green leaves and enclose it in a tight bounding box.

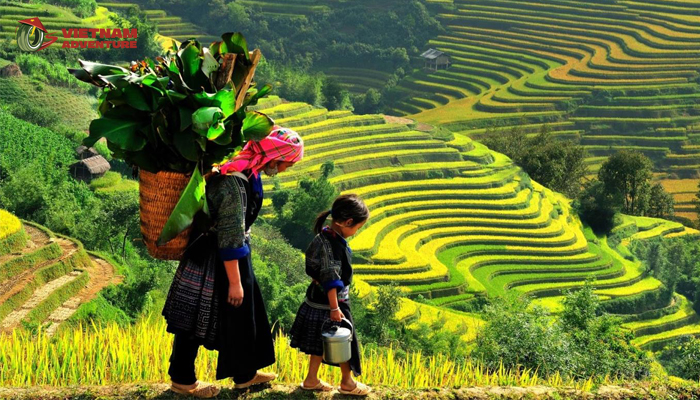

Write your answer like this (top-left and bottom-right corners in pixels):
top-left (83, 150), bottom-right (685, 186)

top-left (69, 32), bottom-right (276, 244)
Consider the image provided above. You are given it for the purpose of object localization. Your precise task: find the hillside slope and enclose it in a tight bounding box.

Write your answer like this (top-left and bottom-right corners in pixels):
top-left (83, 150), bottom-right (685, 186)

top-left (0, 210), bottom-right (122, 336)
top-left (249, 96), bottom-right (699, 349)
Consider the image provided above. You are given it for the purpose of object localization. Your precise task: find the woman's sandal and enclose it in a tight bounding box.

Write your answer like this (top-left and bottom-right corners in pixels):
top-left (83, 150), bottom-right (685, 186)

top-left (300, 379), bottom-right (334, 391)
top-left (170, 380), bottom-right (221, 398)
top-left (338, 381), bottom-right (371, 396)
top-left (233, 371), bottom-right (278, 389)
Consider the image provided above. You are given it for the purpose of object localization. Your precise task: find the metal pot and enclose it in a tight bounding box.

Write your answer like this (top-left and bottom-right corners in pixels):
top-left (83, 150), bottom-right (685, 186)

top-left (321, 317), bottom-right (353, 364)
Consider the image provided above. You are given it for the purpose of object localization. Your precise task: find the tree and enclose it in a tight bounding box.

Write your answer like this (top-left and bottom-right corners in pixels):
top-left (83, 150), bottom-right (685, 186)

top-left (482, 124), bottom-right (588, 198)
top-left (108, 6), bottom-right (163, 62)
top-left (647, 183), bottom-right (675, 219)
top-left (97, 190), bottom-right (140, 260)
top-left (561, 280), bottom-right (600, 332)
top-left (226, 1), bottom-right (252, 32)
top-left (481, 124), bottom-right (527, 162)
top-left (658, 336), bottom-right (700, 380)
top-left (322, 77), bottom-right (353, 111)
top-left (598, 150), bottom-right (653, 215)
top-left (272, 162), bottom-right (339, 249)
top-left (472, 295), bottom-right (571, 376)
top-left (353, 88), bottom-right (382, 114)
top-left (573, 179), bottom-right (621, 234)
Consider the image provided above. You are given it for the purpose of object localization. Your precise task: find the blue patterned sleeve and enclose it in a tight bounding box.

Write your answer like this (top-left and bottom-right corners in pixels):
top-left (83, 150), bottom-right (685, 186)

top-left (209, 175), bottom-right (249, 261)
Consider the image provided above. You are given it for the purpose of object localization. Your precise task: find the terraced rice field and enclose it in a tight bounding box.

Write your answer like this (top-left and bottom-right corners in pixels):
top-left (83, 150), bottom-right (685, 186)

top-left (386, 0), bottom-right (700, 180)
top-left (657, 178), bottom-right (699, 221)
top-left (0, 75), bottom-right (98, 131)
top-left (251, 97), bottom-right (700, 347)
top-left (94, 0), bottom-right (218, 48)
top-left (0, 213), bottom-right (122, 337)
top-left (0, 3), bottom-right (110, 45)
top-left (0, 1), bottom-right (184, 59)
top-left (234, 0), bottom-right (402, 19)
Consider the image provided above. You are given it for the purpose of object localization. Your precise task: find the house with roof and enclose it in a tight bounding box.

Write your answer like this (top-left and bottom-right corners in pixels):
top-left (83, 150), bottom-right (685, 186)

top-left (420, 48), bottom-right (452, 71)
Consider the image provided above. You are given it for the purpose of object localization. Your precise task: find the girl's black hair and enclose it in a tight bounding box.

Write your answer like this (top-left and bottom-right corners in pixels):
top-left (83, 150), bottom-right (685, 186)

top-left (314, 193), bottom-right (370, 234)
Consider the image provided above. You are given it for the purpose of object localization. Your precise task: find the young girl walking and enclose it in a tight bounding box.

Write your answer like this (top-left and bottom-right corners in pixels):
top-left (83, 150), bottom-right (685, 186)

top-left (289, 194), bottom-right (371, 396)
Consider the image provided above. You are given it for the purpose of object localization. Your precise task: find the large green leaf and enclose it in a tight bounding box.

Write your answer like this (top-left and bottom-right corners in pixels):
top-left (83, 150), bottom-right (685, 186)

top-left (129, 145), bottom-right (160, 173)
top-left (192, 90), bottom-right (236, 117)
top-left (177, 40), bottom-right (206, 90)
top-left (241, 111), bottom-right (274, 141)
top-left (209, 41), bottom-right (223, 58)
top-left (206, 123), bottom-right (226, 141)
top-left (241, 83), bottom-right (272, 110)
top-left (89, 118), bottom-right (146, 151)
top-left (68, 67), bottom-right (105, 86)
top-left (173, 129), bottom-right (200, 161)
top-left (153, 111), bottom-right (172, 145)
top-left (221, 32), bottom-right (250, 61)
top-left (82, 126), bottom-right (105, 148)
top-left (201, 47), bottom-right (219, 78)
top-left (157, 166), bottom-right (207, 246)
top-left (78, 59), bottom-right (130, 76)
top-left (192, 107), bottom-right (224, 136)
top-left (122, 85), bottom-right (151, 112)
top-left (97, 74), bottom-right (130, 87)
top-left (178, 106), bottom-right (193, 132)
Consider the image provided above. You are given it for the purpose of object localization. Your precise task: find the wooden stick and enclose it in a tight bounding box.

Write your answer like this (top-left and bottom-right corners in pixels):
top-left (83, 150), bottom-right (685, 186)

top-left (214, 53), bottom-right (237, 90)
top-left (235, 49), bottom-right (262, 110)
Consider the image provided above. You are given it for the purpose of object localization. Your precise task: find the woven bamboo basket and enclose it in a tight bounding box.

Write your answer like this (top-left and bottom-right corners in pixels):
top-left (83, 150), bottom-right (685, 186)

top-left (138, 169), bottom-right (193, 260)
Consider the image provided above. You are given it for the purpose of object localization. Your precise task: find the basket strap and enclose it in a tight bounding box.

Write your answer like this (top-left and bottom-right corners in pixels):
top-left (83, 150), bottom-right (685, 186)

top-left (230, 171), bottom-right (249, 182)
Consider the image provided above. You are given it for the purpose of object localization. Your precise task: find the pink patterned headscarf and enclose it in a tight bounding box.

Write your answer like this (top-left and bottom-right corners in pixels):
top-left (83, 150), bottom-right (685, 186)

top-left (215, 125), bottom-right (304, 177)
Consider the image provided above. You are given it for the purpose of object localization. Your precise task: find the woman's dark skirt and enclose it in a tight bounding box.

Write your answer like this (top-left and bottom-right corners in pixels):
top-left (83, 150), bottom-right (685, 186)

top-left (161, 233), bottom-right (275, 380)
top-left (289, 300), bottom-right (362, 376)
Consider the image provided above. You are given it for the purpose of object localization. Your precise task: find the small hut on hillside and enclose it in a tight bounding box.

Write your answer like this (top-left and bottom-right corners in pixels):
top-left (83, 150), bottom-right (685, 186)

top-left (69, 155), bottom-right (110, 182)
top-left (75, 145), bottom-right (99, 160)
top-left (0, 63), bottom-right (22, 78)
top-left (420, 48), bottom-right (452, 71)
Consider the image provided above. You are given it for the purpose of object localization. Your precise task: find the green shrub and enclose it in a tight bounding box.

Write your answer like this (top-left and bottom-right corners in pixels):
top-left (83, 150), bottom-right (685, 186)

top-left (658, 336), bottom-right (700, 380)
top-left (473, 282), bottom-right (650, 381)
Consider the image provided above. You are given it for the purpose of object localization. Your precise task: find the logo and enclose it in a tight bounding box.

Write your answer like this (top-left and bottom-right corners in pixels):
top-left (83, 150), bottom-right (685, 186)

top-left (16, 17), bottom-right (57, 51)
top-left (16, 17), bottom-right (138, 52)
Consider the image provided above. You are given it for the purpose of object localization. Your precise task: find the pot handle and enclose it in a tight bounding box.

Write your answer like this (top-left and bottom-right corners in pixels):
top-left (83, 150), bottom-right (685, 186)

top-left (321, 317), bottom-right (353, 333)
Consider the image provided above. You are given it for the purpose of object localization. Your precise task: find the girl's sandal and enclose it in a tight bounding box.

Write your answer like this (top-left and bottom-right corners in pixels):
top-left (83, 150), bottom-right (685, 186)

top-left (170, 380), bottom-right (221, 398)
top-left (338, 381), bottom-right (371, 396)
top-left (300, 380), bottom-right (334, 391)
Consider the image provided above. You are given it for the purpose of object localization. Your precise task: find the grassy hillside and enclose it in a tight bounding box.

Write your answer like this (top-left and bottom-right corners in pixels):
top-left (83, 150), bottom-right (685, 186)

top-left (248, 96), bottom-right (700, 350)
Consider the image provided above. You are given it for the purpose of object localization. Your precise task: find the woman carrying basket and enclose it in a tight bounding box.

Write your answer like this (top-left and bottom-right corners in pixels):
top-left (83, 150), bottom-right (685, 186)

top-left (161, 126), bottom-right (304, 398)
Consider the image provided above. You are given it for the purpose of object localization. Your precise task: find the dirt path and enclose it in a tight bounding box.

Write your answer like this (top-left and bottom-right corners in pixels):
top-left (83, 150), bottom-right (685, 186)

top-left (0, 224), bottom-right (51, 266)
top-left (0, 271), bottom-right (83, 330)
top-left (0, 222), bottom-right (124, 334)
top-left (0, 382), bottom-right (689, 400)
top-left (384, 115), bottom-right (415, 125)
top-left (383, 115), bottom-right (433, 132)
top-left (44, 255), bottom-right (123, 336)
top-left (0, 235), bottom-right (76, 304)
